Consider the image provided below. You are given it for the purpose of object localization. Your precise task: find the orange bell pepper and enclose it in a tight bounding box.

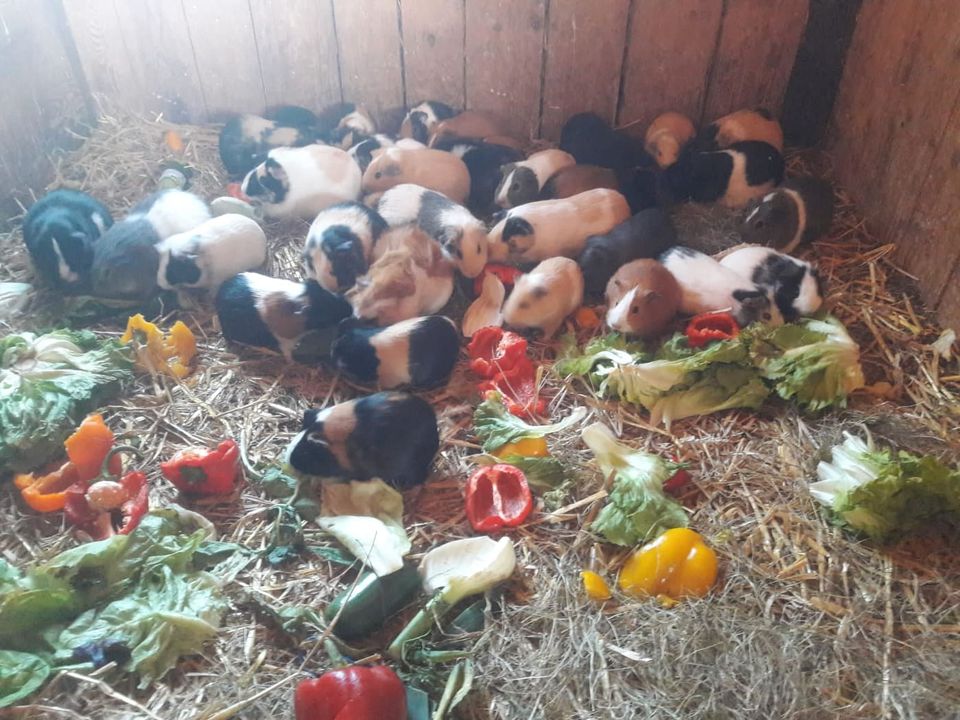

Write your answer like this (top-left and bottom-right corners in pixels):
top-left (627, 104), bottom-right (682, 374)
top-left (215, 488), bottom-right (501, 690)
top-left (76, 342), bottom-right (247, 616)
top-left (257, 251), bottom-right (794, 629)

top-left (120, 314), bottom-right (196, 379)
top-left (65, 413), bottom-right (121, 480)
top-left (19, 462), bottom-right (81, 512)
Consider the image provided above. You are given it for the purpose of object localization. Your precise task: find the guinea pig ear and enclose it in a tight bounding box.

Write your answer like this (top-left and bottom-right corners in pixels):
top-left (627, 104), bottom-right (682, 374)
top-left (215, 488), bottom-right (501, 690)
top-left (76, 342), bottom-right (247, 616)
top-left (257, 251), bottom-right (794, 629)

top-left (643, 290), bottom-right (662, 304)
top-left (302, 408), bottom-right (320, 429)
top-left (265, 157), bottom-right (288, 184)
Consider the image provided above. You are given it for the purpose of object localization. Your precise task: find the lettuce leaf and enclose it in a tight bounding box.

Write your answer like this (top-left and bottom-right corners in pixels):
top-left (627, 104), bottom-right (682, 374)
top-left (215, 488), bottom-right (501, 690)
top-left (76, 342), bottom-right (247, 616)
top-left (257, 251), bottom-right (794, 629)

top-left (554, 333), bottom-right (649, 380)
top-left (0, 650), bottom-right (50, 707)
top-left (473, 392), bottom-right (587, 453)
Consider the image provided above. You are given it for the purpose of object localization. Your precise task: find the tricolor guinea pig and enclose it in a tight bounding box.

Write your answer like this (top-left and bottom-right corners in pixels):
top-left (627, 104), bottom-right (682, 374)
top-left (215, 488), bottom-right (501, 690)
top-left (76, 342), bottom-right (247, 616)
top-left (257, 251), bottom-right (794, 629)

top-left (494, 149), bottom-right (576, 208)
top-left (22, 189), bottom-right (113, 293)
top-left (696, 108), bottom-right (784, 153)
top-left (430, 138), bottom-right (524, 216)
top-left (538, 164), bottom-right (619, 201)
top-left (740, 176), bottom-right (835, 253)
top-left (718, 246), bottom-right (824, 321)
top-left (427, 111), bottom-right (507, 147)
top-left (286, 391), bottom-right (440, 490)
top-left (218, 113), bottom-right (318, 177)
top-left (664, 141), bottom-right (784, 209)
top-left (326, 104), bottom-right (378, 148)
top-left (375, 183), bottom-right (488, 277)
top-left (644, 112), bottom-right (696, 168)
top-left (559, 112), bottom-right (651, 170)
top-left (215, 272), bottom-right (352, 358)
top-left (348, 134), bottom-right (395, 173)
top-left (362, 147), bottom-right (471, 205)
top-left (303, 202), bottom-right (389, 292)
top-left (503, 256), bottom-right (584, 338)
top-left (332, 315), bottom-right (459, 389)
top-left (605, 259), bottom-right (681, 338)
top-left (241, 145), bottom-right (362, 220)
top-left (399, 100), bottom-right (457, 143)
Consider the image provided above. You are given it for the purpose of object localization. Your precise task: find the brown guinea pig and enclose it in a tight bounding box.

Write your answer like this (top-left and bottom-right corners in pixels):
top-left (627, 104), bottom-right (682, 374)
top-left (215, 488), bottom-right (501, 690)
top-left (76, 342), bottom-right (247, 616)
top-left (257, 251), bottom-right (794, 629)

top-left (605, 259), bottom-right (680, 338)
top-left (644, 112), bottom-right (696, 168)
top-left (539, 165), bottom-right (619, 200)
top-left (361, 147), bottom-right (471, 204)
top-left (428, 111), bottom-right (506, 147)
top-left (697, 109), bottom-right (784, 153)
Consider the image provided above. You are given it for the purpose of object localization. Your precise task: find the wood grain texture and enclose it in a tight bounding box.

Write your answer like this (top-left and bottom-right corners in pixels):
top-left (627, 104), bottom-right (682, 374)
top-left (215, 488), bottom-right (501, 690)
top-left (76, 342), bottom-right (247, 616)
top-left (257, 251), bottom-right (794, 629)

top-left (935, 261), bottom-right (960, 331)
top-left (540, 0), bottom-right (629, 139)
top-left (400, 0), bottom-right (465, 110)
top-left (702, 0), bottom-right (809, 121)
top-left (333, 0), bottom-right (404, 129)
top-left (250, 0), bottom-right (341, 111)
top-left (465, 0), bottom-right (547, 141)
top-left (617, 0), bottom-right (723, 132)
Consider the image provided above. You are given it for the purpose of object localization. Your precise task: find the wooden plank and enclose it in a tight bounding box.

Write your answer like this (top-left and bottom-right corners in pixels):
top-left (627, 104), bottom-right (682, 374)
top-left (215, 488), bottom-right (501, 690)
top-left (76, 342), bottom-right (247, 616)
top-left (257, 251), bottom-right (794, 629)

top-left (539, 0), bottom-right (629, 140)
top-left (399, 0), bottom-right (465, 110)
top-left (702, 0), bottom-right (809, 122)
top-left (181, 0), bottom-right (265, 117)
top-left (617, 0), bottom-right (723, 133)
top-left (250, 0), bottom-right (341, 112)
top-left (465, 0), bottom-right (546, 141)
top-left (935, 262), bottom-right (960, 332)
top-left (332, 0), bottom-right (404, 130)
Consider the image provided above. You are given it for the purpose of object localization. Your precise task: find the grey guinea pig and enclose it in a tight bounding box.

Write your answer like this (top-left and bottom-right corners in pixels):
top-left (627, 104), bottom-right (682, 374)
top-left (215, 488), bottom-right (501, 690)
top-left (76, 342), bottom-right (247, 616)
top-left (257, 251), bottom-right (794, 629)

top-left (303, 201), bottom-right (389, 292)
top-left (494, 149), bottom-right (576, 208)
top-left (286, 391), bottom-right (440, 490)
top-left (665, 141), bottom-right (785, 209)
top-left (215, 272), bottom-right (352, 358)
top-left (399, 100), bottom-right (457, 143)
top-left (740, 176), bottom-right (835, 253)
top-left (577, 207), bottom-right (678, 298)
top-left (218, 113), bottom-right (317, 177)
top-left (696, 108), bottom-right (784, 153)
top-left (332, 315), bottom-right (459, 389)
top-left (430, 138), bottom-right (524, 216)
top-left (605, 259), bottom-right (681, 338)
top-left (718, 246), bottom-right (824, 321)
top-left (91, 190), bottom-right (211, 300)
top-left (502, 256), bottom-right (584, 338)
top-left (538, 164), bottom-right (619, 201)
top-left (22, 189), bottom-right (113, 293)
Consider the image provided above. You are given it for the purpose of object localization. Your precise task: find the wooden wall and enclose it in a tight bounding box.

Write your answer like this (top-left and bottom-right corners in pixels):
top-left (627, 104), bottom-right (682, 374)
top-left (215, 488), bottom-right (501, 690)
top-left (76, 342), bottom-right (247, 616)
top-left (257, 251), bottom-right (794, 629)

top-left (828, 0), bottom-right (960, 331)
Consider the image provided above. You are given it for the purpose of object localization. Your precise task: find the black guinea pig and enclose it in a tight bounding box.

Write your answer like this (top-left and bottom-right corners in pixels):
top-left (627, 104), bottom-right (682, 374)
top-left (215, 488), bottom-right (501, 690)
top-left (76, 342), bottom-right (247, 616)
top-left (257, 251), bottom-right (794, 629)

top-left (430, 137), bottom-right (523, 216)
top-left (332, 315), bottom-right (459, 390)
top-left (664, 140), bottom-right (784, 209)
top-left (286, 391), bottom-right (440, 490)
top-left (560, 112), bottom-right (652, 171)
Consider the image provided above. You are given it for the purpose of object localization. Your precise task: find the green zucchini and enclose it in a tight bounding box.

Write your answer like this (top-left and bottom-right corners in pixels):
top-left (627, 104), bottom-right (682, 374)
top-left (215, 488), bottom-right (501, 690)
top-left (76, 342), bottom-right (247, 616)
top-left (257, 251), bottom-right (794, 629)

top-left (324, 563), bottom-right (421, 640)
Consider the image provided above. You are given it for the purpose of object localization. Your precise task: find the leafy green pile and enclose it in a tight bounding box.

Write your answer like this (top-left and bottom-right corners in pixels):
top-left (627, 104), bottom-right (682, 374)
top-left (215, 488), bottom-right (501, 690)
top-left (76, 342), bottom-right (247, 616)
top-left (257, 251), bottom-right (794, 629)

top-left (0, 329), bottom-right (133, 472)
top-left (472, 392), bottom-right (586, 453)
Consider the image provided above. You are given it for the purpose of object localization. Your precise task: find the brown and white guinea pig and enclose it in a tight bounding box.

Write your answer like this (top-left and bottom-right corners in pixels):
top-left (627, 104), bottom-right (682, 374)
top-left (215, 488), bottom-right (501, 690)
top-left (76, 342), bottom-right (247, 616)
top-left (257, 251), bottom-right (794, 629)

top-left (347, 226), bottom-right (455, 325)
top-left (430, 138), bottom-right (524, 216)
top-left (718, 246), bottom-right (824, 321)
top-left (539, 164), bottom-right (619, 201)
top-left (303, 202), bottom-right (389, 292)
top-left (215, 272), bottom-right (353, 358)
top-left (241, 145), bottom-right (362, 220)
top-left (286, 391), bottom-right (439, 490)
top-left (503, 257), bottom-right (584, 338)
top-left (664, 141), bottom-right (784, 209)
top-left (658, 246), bottom-right (784, 327)
top-left (362, 147), bottom-right (471, 205)
top-left (487, 188), bottom-right (631, 264)
top-left (577, 207), bottom-right (677, 298)
top-left (157, 214), bottom-right (267, 292)
top-left (218, 112), bottom-right (319, 177)
top-left (494, 149), bottom-right (576, 208)
top-left (332, 315), bottom-right (460, 390)
top-left (644, 112), bottom-right (696, 168)
top-left (740, 176), bottom-right (835, 253)
top-left (427, 111), bottom-right (507, 148)
top-left (696, 108), bottom-right (784, 153)
top-left (605, 259), bottom-right (681, 338)
top-left (375, 183), bottom-right (487, 278)
top-left (399, 101), bottom-right (457, 143)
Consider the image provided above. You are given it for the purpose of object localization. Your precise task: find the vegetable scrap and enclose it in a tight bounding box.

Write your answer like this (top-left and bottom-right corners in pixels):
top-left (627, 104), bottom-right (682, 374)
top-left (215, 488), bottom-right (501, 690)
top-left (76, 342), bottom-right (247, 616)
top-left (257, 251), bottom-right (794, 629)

top-left (294, 665), bottom-right (408, 720)
top-left (464, 464), bottom-right (533, 532)
top-left (685, 311), bottom-right (740, 348)
top-left (462, 273), bottom-right (505, 338)
top-left (120, 313), bottom-right (197, 379)
top-left (323, 565), bottom-right (421, 641)
top-left (467, 327), bottom-right (544, 417)
top-left (473, 391), bottom-right (586, 454)
top-left (161, 439), bottom-right (241, 496)
top-left (580, 570), bottom-right (612, 601)
top-left (574, 306), bottom-right (601, 330)
top-left (63, 446), bottom-right (149, 540)
top-left (619, 528), bottom-right (718, 604)
top-left (472, 263), bottom-right (523, 296)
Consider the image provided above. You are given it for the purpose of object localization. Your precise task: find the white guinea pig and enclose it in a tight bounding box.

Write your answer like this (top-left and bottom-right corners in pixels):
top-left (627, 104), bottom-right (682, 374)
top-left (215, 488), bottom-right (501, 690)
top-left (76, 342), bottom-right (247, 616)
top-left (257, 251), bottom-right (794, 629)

top-left (718, 246), bottom-right (824, 321)
top-left (503, 256), bottom-right (584, 338)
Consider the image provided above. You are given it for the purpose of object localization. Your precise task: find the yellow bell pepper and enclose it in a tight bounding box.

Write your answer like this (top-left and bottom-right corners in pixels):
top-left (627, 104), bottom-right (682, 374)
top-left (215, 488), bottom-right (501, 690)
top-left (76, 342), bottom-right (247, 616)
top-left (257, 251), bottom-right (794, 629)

top-left (121, 314), bottom-right (196, 379)
top-left (493, 436), bottom-right (549, 458)
top-left (580, 570), bottom-right (612, 601)
top-left (619, 528), bottom-right (717, 603)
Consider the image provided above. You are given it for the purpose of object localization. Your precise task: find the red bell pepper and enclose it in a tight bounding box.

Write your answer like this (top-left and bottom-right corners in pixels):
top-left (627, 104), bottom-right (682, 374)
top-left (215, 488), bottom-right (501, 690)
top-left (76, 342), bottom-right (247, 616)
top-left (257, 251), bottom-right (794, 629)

top-left (465, 464), bottom-right (533, 533)
top-left (294, 665), bottom-right (407, 720)
top-left (472, 263), bottom-right (524, 296)
top-left (478, 356), bottom-right (546, 418)
top-left (663, 467), bottom-right (692, 495)
top-left (160, 439), bottom-right (240, 496)
top-left (685, 312), bottom-right (740, 348)
top-left (467, 327), bottom-right (528, 379)
top-left (64, 446), bottom-right (149, 540)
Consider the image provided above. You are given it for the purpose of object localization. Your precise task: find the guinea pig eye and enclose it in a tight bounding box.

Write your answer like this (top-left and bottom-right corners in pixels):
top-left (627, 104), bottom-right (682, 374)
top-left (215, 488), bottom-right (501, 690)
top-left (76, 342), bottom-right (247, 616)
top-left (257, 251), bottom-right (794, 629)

top-left (519, 301), bottom-right (529, 310)
top-left (630, 305), bottom-right (639, 315)
top-left (511, 183), bottom-right (519, 193)
top-left (755, 220), bottom-right (766, 229)
top-left (476, 241), bottom-right (482, 254)
top-left (375, 171), bottom-right (382, 179)
top-left (762, 312), bottom-right (772, 321)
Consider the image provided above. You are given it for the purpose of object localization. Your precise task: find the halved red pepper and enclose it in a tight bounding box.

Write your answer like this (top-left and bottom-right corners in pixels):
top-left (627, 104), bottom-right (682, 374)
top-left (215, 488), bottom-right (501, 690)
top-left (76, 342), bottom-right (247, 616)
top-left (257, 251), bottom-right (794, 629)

top-left (467, 327), bottom-right (528, 379)
top-left (64, 446), bottom-right (149, 540)
top-left (478, 356), bottom-right (545, 418)
top-left (160, 439), bottom-right (240, 496)
top-left (465, 464), bottom-right (533, 533)
top-left (294, 665), bottom-right (407, 720)
top-left (685, 312), bottom-right (740, 348)
top-left (472, 263), bottom-right (524, 296)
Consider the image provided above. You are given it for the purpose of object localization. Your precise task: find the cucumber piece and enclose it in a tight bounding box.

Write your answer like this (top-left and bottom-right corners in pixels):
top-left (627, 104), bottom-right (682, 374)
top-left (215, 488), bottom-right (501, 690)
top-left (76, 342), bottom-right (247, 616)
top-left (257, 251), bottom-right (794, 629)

top-left (324, 563), bottom-right (421, 640)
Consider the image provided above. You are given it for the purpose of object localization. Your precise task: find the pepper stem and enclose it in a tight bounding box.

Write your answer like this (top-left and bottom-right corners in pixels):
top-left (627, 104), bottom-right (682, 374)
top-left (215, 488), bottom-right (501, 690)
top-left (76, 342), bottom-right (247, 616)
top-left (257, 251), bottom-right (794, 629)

top-left (99, 444), bottom-right (143, 479)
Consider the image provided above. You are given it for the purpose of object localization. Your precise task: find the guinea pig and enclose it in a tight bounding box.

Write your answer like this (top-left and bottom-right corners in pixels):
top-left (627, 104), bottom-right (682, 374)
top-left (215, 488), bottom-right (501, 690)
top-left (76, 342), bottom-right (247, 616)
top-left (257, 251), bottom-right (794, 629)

top-left (664, 141), bottom-right (784, 209)
top-left (494, 149), bottom-right (576, 208)
top-left (718, 246), bottom-right (824, 321)
top-left (375, 183), bottom-right (488, 277)
top-left (427, 111), bottom-right (506, 147)
top-left (91, 190), bottom-right (211, 300)
top-left (22, 189), bottom-right (113, 292)
top-left (348, 134), bottom-right (395, 173)
top-left (303, 201), bottom-right (389, 292)
top-left (215, 272), bottom-right (352, 358)
top-left (658, 246), bottom-right (784, 327)
top-left (399, 100), bottom-right (457, 143)
top-left (241, 145), bottom-right (362, 220)
top-left (487, 188), bottom-right (631, 264)
top-left (539, 164), bottom-right (619, 201)
top-left (503, 256), bottom-right (584, 338)
top-left (156, 214), bottom-right (267, 292)
top-left (644, 112), bottom-right (696, 168)
top-left (218, 113), bottom-right (317, 177)
top-left (326, 104), bottom-right (377, 147)
top-left (362, 147), bottom-right (471, 204)
top-left (577, 207), bottom-right (678, 298)
top-left (605, 259), bottom-right (681, 338)
top-left (740, 176), bottom-right (835, 253)
top-left (430, 138), bottom-right (524, 216)
top-left (264, 104), bottom-right (321, 130)
top-left (347, 226), bottom-right (455, 325)
top-left (286, 391), bottom-right (439, 490)
top-left (332, 315), bottom-right (460, 389)
top-left (696, 108), bottom-right (784, 153)
top-left (559, 112), bottom-right (651, 171)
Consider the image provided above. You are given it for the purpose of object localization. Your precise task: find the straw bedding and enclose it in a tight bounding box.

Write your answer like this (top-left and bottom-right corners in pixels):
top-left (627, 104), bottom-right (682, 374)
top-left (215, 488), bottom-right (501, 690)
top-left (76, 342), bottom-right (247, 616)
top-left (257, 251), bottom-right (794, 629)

top-left (1, 109), bottom-right (958, 720)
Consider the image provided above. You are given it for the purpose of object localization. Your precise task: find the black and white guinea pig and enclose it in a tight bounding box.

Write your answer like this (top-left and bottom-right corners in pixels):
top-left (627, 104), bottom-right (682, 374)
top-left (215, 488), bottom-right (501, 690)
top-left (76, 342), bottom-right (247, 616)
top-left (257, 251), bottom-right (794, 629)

top-left (740, 176), bottom-right (835, 253)
top-left (559, 112), bottom-right (652, 171)
top-left (719, 246), bottom-right (824, 321)
top-left (664, 141), bottom-right (784, 209)
top-left (286, 391), bottom-right (440, 490)
top-left (219, 112), bottom-right (318, 177)
top-left (303, 201), bottom-right (389, 292)
top-left (577, 207), bottom-right (678, 298)
top-left (325, 104), bottom-right (377, 147)
top-left (658, 246), bottom-right (784, 327)
top-left (91, 190), bottom-right (211, 300)
top-left (431, 138), bottom-right (524, 216)
top-left (494, 149), bottom-right (576, 208)
top-left (332, 315), bottom-right (459, 389)
top-left (215, 272), bottom-right (352, 358)
top-left (263, 104), bottom-right (321, 131)
top-left (399, 100), bottom-right (457, 143)
top-left (22, 189), bottom-right (113, 292)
